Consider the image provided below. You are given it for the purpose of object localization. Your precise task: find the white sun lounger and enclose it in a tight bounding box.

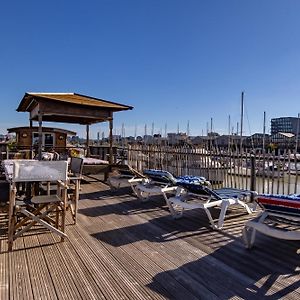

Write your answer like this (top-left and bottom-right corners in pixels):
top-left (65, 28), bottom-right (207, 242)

top-left (242, 194), bottom-right (300, 248)
top-left (135, 169), bottom-right (210, 203)
top-left (107, 164), bottom-right (146, 196)
top-left (167, 185), bottom-right (257, 229)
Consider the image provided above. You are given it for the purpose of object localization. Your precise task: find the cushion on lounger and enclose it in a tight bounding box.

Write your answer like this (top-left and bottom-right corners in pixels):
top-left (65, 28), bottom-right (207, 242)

top-left (143, 169), bottom-right (210, 187)
top-left (178, 182), bottom-right (212, 195)
top-left (143, 169), bottom-right (177, 185)
top-left (257, 194), bottom-right (300, 216)
top-left (176, 175), bottom-right (208, 184)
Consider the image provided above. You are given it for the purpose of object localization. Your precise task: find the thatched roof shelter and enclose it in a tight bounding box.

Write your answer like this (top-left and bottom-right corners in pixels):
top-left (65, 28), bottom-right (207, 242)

top-left (17, 92), bottom-right (133, 125)
top-left (17, 92), bottom-right (133, 161)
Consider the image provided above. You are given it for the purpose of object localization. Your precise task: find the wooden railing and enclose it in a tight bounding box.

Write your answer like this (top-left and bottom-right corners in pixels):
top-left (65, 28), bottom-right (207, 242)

top-left (121, 144), bottom-right (300, 194)
top-left (3, 143), bottom-right (300, 195)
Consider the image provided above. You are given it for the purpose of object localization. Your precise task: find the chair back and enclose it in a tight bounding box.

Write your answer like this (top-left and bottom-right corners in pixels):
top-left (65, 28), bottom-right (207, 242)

top-left (12, 160), bottom-right (68, 182)
top-left (70, 157), bottom-right (84, 176)
top-left (143, 169), bottom-right (177, 185)
top-left (178, 182), bottom-right (216, 197)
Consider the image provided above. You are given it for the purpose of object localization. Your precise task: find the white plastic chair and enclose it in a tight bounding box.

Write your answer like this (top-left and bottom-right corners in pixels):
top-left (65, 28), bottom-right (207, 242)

top-left (243, 194), bottom-right (300, 248)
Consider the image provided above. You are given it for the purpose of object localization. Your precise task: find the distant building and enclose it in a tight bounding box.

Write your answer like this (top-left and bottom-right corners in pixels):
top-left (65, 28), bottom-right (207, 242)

top-left (245, 133), bottom-right (270, 148)
top-left (143, 135), bottom-right (153, 143)
top-left (126, 136), bottom-right (135, 143)
top-left (167, 133), bottom-right (188, 145)
top-left (270, 132), bottom-right (295, 148)
top-left (215, 135), bottom-right (231, 147)
top-left (207, 132), bottom-right (220, 137)
top-left (271, 117), bottom-right (300, 135)
top-left (190, 136), bottom-right (207, 145)
top-left (112, 135), bottom-right (122, 143)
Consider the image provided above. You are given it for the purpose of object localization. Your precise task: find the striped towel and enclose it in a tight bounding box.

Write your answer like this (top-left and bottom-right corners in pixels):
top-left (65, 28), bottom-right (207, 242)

top-left (257, 194), bottom-right (300, 216)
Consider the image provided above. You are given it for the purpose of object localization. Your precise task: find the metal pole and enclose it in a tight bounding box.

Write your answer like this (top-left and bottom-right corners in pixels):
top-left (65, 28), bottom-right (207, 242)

top-left (263, 111), bottom-right (266, 151)
top-left (240, 91), bottom-right (244, 151)
top-left (250, 154), bottom-right (256, 201)
top-left (228, 115), bottom-right (231, 151)
top-left (210, 117), bottom-right (213, 149)
top-left (296, 113), bottom-right (300, 153)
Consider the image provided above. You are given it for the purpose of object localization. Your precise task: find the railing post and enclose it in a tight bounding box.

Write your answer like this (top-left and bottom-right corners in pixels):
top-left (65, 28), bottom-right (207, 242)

top-left (250, 154), bottom-right (256, 201)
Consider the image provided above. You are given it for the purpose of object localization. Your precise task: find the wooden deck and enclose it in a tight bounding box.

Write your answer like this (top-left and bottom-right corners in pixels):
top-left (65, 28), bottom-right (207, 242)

top-left (1, 176), bottom-right (300, 299)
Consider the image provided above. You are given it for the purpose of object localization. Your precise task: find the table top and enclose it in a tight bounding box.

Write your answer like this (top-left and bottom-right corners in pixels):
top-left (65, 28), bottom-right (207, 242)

top-left (2, 160), bottom-right (68, 182)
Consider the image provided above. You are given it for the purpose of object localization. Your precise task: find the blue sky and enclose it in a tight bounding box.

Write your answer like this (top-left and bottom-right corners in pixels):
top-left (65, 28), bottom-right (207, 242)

top-left (1, 0), bottom-right (300, 138)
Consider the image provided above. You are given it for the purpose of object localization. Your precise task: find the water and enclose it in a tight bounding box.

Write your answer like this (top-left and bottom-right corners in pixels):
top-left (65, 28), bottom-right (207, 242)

top-left (223, 173), bottom-right (300, 195)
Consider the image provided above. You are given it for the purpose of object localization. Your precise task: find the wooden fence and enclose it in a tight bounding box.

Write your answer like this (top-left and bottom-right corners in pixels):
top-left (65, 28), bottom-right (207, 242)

top-left (122, 144), bottom-right (300, 195)
top-left (4, 144), bottom-right (300, 195)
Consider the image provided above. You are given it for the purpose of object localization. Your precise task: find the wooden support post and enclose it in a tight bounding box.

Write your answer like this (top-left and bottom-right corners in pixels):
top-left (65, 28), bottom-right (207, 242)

top-left (29, 119), bottom-right (33, 158)
top-left (109, 118), bottom-right (113, 165)
top-left (86, 124), bottom-right (90, 157)
top-left (38, 112), bottom-right (43, 160)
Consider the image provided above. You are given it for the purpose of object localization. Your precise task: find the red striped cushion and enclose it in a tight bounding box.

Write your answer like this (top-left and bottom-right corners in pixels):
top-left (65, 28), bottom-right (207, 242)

top-left (257, 194), bottom-right (300, 215)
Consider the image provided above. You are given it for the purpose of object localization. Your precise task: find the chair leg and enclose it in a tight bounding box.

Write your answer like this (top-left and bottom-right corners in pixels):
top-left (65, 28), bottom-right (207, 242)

top-left (68, 195), bottom-right (76, 224)
top-left (242, 225), bottom-right (256, 249)
top-left (217, 200), bottom-right (230, 229)
top-left (74, 180), bottom-right (79, 224)
top-left (60, 190), bottom-right (67, 241)
top-left (203, 207), bottom-right (218, 229)
top-left (8, 186), bottom-right (17, 251)
top-left (55, 206), bottom-right (59, 228)
top-left (15, 206), bottom-right (67, 239)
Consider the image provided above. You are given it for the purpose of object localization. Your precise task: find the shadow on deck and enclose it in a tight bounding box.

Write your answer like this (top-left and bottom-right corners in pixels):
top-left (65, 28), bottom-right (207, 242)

top-left (0, 178), bottom-right (300, 299)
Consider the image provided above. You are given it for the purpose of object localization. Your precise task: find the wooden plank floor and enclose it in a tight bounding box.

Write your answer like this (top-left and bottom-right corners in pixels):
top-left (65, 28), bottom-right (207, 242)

top-left (1, 176), bottom-right (300, 299)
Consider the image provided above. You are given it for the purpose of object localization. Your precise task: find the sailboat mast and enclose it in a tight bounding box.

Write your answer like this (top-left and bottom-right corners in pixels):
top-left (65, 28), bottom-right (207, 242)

top-left (210, 117), bottom-right (213, 149)
top-left (296, 113), bottom-right (300, 153)
top-left (240, 91), bottom-right (244, 151)
top-left (228, 115), bottom-right (231, 151)
top-left (263, 111), bottom-right (266, 150)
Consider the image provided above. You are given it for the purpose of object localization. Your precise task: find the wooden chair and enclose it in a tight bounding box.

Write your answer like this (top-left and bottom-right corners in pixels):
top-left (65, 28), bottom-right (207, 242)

top-left (67, 157), bottom-right (84, 224)
top-left (7, 160), bottom-right (68, 251)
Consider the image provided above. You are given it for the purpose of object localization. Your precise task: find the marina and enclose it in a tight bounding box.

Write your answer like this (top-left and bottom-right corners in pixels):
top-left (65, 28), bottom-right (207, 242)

top-left (0, 95), bottom-right (298, 300)
top-left (2, 2), bottom-right (300, 298)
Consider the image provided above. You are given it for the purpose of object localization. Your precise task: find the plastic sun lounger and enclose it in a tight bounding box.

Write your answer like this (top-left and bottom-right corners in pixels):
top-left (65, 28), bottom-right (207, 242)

top-left (242, 194), bottom-right (300, 249)
top-left (107, 165), bottom-right (146, 196)
top-left (135, 169), bottom-right (210, 203)
top-left (167, 184), bottom-right (257, 229)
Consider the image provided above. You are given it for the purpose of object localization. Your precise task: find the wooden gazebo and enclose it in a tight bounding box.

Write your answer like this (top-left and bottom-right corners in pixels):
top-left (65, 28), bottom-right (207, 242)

top-left (16, 92), bottom-right (133, 161)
